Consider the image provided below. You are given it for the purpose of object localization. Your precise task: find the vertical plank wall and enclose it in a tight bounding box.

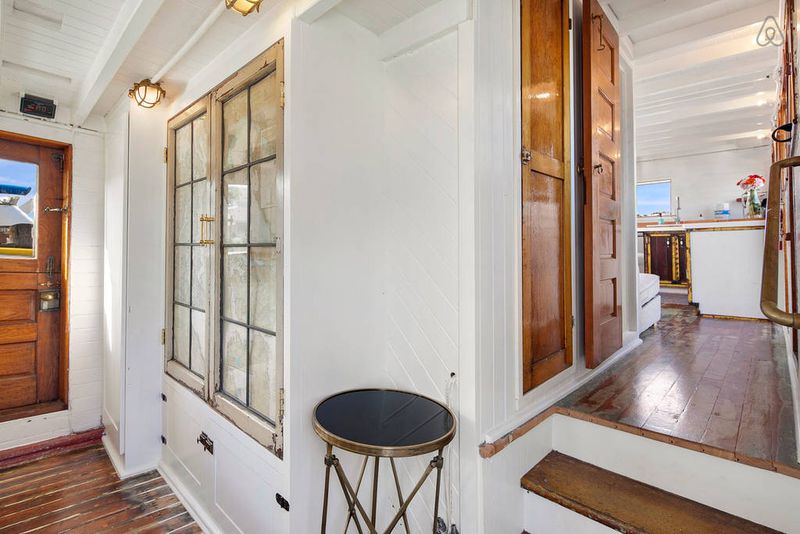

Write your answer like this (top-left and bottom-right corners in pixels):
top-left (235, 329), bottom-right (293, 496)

top-left (0, 117), bottom-right (104, 449)
top-left (385, 30), bottom-right (461, 530)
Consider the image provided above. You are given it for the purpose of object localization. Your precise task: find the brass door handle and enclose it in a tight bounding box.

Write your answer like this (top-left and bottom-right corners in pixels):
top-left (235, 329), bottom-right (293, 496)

top-left (44, 205), bottom-right (69, 213)
top-left (199, 215), bottom-right (215, 246)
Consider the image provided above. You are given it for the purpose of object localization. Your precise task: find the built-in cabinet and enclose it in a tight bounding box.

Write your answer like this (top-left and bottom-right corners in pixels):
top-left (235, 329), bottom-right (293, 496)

top-left (642, 231), bottom-right (689, 287)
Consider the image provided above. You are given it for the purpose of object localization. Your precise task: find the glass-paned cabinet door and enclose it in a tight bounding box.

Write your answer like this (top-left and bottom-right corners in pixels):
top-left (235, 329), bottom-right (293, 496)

top-left (166, 97), bottom-right (212, 393)
top-left (214, 41), bottom-right (284, 450)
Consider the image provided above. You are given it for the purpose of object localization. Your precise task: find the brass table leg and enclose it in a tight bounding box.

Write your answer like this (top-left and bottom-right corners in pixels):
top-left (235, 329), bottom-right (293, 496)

top-left (322, 449), bottom-right (446, 534)
top-left (431, 449), bottom-right (444, 534)
top-left (389, 458), bottom-right (410, 534)
top-left (322, 445), bottom-right (333, 534)
top-left (371, 457), bottom-right (379, 527)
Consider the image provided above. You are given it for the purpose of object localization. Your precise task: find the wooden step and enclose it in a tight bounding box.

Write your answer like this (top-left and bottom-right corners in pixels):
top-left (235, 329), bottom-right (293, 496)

top-left (521, 451), bottom-right (779, 534)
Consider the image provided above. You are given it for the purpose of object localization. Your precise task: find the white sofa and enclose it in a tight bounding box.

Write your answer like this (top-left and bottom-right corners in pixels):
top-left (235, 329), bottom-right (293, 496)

top-left (638, 272), bottom-right (661, 334)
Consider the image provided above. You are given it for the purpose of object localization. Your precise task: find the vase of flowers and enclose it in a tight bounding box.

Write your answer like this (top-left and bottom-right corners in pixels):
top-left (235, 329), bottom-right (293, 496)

top-left (737, 174), bottom-right (766, 218)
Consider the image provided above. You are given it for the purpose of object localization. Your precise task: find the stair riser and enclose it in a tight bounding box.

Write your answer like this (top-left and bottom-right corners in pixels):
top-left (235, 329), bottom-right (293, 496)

top-left (550, 414), bottom-right (800, 534)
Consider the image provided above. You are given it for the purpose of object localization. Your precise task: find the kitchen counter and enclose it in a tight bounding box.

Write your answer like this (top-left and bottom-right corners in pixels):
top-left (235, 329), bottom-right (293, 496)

top-left (637, 218), bottom-right (765, 233)
top-left (637, 218), bottom-right (766, 319)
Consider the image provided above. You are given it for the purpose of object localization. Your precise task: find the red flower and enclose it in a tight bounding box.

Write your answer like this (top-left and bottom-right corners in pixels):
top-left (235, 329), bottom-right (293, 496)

top-left (737, 174), bottom-right (766, 190)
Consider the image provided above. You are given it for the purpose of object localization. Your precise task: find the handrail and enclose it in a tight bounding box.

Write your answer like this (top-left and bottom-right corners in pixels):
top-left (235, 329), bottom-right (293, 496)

top-left (761, 156), bottom-right (800, 328)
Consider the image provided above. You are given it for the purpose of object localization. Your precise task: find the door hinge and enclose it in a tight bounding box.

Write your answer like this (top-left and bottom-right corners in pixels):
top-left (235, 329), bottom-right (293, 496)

top-left (52, 153), bottom-right (64, 171)
top-left (278, 387), bottom-right (285, 424)
top-left (280, 81), bottom-right (285, 109)
top-left (521, 147), bottom-right (532, 165)
top-left (569, 17), bottom-right (573, 30)
top-left (571, 316), bottom-right (575, 328)
top-left (163, 147), bottom-right (168, 163)
top-left (161, 392), bottom-right (167, 402)
top-left (160, 328), bottom-right (166, 345)
top-left (161, 435), bottom-right (167, 445)
top-left (275, 493), bottom-right (290, 512)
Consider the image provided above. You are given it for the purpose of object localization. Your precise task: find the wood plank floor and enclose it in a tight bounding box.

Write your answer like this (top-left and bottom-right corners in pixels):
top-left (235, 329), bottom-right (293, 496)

top-left (0, 444), bottom-right (200, 533)
top-left (557, 306), bottom-right (800, 477)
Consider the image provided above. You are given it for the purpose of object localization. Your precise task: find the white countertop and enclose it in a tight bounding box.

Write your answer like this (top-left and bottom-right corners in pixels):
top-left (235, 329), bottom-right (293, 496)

top-left (637, 219), bottom-right (765, 233)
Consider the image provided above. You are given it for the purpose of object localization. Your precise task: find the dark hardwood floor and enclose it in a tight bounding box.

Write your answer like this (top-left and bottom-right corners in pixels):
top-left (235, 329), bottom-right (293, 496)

top-left (659, 290), bottom-right (689, 307)
top-left (557, 307), bottom-right (800, 477)
top-left (0, 444), bottom-right (200, 533)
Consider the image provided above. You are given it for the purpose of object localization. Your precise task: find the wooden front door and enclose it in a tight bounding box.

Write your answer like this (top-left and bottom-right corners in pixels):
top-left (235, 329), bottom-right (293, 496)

top-left (0, 134), bottom-right (68, 418)
top-left (521, 0), bottom-right (573, 392)
top-left (583, 0), bottom-right (622, 368)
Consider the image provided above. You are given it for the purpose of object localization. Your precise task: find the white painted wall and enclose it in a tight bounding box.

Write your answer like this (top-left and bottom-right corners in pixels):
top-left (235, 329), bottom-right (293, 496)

top-left (384, 27), bottom-right (466, 531)
top-left (637, 145), bottom-right (772, 220)
top-left (0, 113), bottom-right (106, 450)
top-left (102, 99), bottom-right (128, 455)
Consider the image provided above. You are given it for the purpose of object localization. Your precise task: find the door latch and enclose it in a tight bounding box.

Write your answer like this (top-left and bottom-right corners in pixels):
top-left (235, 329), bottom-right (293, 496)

top-left (197, 432), bottom-right (214, 455)
top-left (44, 205), bottom-right (69, 213)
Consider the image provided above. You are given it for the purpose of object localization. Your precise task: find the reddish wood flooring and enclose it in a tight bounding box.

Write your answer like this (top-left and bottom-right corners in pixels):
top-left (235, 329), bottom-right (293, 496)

top-left (659, 291), bottom-right (689, 306)
top-left (557, 306), bottom-right (800, 477)
top-left (0, 444), bottom-right (200, 533)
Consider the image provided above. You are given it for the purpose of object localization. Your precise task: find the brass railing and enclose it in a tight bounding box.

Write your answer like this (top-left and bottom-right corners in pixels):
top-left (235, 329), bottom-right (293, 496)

top-left (762, 156), bottom-right (800, 328)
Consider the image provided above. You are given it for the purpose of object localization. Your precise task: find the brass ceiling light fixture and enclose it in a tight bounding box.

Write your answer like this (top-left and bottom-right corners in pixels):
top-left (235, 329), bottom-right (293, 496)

top-left (128, 79), bottom-right (165, 108)
top-left (225, 0), bottom-right (263, 16)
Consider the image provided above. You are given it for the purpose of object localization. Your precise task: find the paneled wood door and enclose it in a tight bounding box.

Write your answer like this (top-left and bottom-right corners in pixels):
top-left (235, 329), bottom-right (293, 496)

top-left (583, 0), bottom-right (622, 368)
top-left (0, 133), bottom-right (69, 419)
top-left (521, 0), bottom-right (573, 392)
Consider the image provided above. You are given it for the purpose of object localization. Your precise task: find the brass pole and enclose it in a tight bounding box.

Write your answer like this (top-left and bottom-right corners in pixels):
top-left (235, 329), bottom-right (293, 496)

top-left (389, 458), bottom-right (411, 534)
top-left (431, 451), bottom-right (444, 534)
top-left (371, 457), bottom-right (379, 527)
top-left (322, 445), bottom-right (333, 534)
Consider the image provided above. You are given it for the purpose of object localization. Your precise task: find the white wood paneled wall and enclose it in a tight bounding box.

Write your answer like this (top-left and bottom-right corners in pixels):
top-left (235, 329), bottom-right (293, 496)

top-left (384, 29), bottom-right (462, 531)
top-left (0, 116), bottom-right (105, 450)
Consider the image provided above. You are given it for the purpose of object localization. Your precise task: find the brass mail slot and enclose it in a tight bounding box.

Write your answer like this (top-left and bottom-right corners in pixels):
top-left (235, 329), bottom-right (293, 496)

top-left (39, 289), bottom-right (60, 312)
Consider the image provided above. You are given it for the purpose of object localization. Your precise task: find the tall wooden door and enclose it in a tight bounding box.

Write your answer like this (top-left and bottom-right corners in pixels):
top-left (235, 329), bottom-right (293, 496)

top-left (0, 134), bottom-right (68, 417)
top-left (583, 0), bottom-right (622, 368)
top-left (521, 0), bottom-right (573, 392)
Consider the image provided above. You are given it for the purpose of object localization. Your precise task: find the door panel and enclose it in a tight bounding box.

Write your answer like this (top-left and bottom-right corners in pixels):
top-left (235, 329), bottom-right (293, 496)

top-left (649, 235), bottom-right (673, 281)
top-left (521, 0), bottom-right (573, 392)
top-left (584, 0), bottom-right (622, 368)
top-left (0, 135), bottom-right (66, 414)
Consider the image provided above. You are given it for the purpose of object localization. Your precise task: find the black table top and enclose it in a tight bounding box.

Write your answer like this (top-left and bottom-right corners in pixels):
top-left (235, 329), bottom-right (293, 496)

top-left (313, 389), bottom-right (456, 457)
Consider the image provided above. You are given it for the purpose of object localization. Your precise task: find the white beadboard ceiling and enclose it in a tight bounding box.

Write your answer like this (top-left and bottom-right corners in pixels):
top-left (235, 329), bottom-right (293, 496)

top-left (605, 0), bottom-right (782, 161)
top-left (0, 0), bottom-right (126, 109)
top-left (0, 0), bottom-right (267, 124)
top-left (335, 0), bottom-right (441, 35)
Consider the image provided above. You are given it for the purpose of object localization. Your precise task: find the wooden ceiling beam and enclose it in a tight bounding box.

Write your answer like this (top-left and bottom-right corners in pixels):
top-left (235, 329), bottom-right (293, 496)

top-left (71, 0), bottom-right (166, 126)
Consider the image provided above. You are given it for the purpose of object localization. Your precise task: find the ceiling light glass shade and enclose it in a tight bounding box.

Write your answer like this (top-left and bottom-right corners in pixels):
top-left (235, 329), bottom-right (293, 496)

top-left (225, 0), bottom-right (262, 16)
top-left (128, 79), bottom-right (165, 108)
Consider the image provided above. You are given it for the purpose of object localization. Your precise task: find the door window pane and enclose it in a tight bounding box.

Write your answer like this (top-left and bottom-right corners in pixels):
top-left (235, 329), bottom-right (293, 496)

top-left (223, 169), bottom-right (248, 244)
top-left (250, 160), bottom-right (278, 243)
top-left (223, 91), bottom-right (248, 171)
top-left (171, 113), bottom-right (208, 379)
top-left (219, 70), bottom-right (281, 422)
top-left (0, 160), bottom-right (37, 259)
top-left (222, 247), bottom-right (248, 322)
top-left (222, 321), bottom-right (248, 403)
top-left (250, 73), bottom-right (279, 161)
top-left (250, 247), bottom-right (277, 332)
top-left (249, 330), bottom-right (277, 420)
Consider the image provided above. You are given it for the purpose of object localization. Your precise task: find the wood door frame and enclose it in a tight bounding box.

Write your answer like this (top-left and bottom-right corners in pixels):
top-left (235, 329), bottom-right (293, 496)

top-left (0, 130), bottom-right (72, 422)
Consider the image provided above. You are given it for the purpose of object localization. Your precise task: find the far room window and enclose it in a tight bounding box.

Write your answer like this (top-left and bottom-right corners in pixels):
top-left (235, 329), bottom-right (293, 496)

top-left (636, 180), bottom-right (671, 217)
top-left (165, 40), bottom-right (285, 456)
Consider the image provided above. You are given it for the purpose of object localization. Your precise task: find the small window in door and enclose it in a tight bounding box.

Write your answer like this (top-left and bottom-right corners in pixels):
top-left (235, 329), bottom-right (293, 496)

top-left (0, 159), bottom-right (38, 258)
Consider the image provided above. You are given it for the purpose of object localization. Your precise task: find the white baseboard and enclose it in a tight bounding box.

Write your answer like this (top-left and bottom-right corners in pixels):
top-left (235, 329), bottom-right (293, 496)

top-left (101, 435), bottom-right (158, 480)
top-left (158, 460), bottom-right (218, 534)
top-left (484, 334), bottom-right (643, 443)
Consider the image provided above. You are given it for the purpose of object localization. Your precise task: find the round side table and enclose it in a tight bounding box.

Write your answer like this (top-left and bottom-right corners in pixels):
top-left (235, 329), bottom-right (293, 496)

top-left (313, 389), bottom-right (456, 534)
